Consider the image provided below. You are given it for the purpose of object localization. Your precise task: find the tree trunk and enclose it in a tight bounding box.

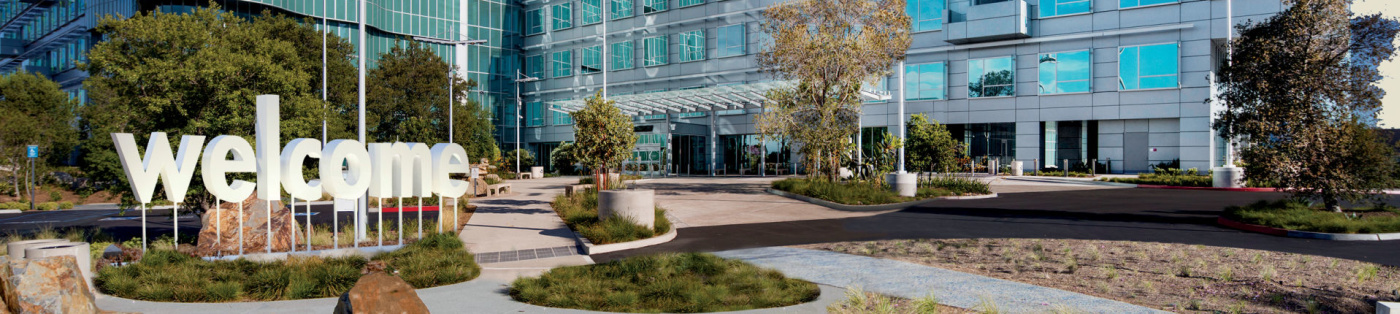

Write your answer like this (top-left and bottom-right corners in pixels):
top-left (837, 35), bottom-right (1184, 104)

top-left (1326, 197), bottom-right (1342, 213)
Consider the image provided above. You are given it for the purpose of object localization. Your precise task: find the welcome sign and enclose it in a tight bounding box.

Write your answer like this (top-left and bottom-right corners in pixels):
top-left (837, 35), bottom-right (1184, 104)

top-left (111, 95), bottom-right (472, 251)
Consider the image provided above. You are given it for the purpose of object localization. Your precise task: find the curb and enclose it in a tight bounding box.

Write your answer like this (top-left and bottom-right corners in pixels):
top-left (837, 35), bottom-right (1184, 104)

top-left (1138, 185), bottom-right (1280, 192)
top-left (571, 226), bottom-right (678, 255)
top-left (765, 188), bottom-right (997, 212)
top-left (1216, 217), bottom-right (1400, 241)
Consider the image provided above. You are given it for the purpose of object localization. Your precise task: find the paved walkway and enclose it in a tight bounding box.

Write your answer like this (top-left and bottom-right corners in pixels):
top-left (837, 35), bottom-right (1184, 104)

top-left (715, 247), bottom-right (1168, 313)
top-left (459, 177), bottom-right (582, 255)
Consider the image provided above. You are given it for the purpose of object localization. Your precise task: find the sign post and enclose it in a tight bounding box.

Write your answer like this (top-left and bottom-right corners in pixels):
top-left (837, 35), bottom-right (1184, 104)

top-left (26, 145), bottom-right (36, 211)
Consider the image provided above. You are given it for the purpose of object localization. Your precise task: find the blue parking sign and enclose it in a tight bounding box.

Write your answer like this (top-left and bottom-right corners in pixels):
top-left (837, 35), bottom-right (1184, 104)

top-left (26, 145), bottom-right (37, 158)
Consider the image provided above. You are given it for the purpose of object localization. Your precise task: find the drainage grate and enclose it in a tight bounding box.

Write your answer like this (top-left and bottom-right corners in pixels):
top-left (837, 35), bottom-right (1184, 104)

top-left (474, 246), bottom-right (580, 264)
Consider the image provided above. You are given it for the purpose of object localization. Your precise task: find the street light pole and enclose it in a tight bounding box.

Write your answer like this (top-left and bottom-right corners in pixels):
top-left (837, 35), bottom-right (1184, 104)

top-left (357, 0), bottom-right (368, 237)
top-left (515, 71), bottom-right (540, 175)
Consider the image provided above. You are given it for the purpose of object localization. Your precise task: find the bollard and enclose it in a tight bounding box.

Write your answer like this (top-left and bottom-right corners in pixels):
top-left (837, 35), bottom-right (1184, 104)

top-left (1091, 159), bottom-right (1097, 176)
top-left (1063, 159), bottom-right (1069, 177)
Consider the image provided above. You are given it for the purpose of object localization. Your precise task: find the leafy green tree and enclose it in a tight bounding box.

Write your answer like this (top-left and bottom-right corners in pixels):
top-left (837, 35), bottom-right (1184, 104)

top-left (571, 92), bottom-right (637, 189)
top-left (0, 72), bottom-right (78, 198)
top-left (906, 114), bottom-right (960, 173)
top-left (502, 148), bottom-right (536, 174)
top-left (550, 142), bottom-right (579, 175)
top-left (1213, 0), bottom-right (1400, 211)
top-left (366, 41), bottom-right (497, 159)
top-left (755, 0), bottom-right (910, 180)
top-left (81, 6), bottom-right (339, 210)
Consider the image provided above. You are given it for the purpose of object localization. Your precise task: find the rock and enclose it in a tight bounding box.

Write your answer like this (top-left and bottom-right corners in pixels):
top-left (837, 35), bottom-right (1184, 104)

top-left (195, 192), bottom-right (300, 255)
top-left (471, 177), bottom-right (489, 197)
top-left (1, 255), bottom-right (98, 314)
top-left (332, 272), bottom-right (428, 314)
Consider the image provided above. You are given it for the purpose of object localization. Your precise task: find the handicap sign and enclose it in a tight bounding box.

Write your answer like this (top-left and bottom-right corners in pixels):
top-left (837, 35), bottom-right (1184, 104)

top-left (26, 145), bottom-right (37, 158)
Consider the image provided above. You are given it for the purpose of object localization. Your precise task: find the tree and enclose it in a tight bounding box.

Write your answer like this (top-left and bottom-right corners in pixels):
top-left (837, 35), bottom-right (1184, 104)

top-left (755, 0), bottom-right (910, 180)
top-left (366, 42), bottom-right (497, 159)
top-left (571, 92), bottom-right (637, 189)
top-left (1213, 0), bottom-right (1400, 211)
top-left (502, 148), bottom-right (536, 174)
top-left (550, 142), bottom-right (579, 175)
top-left (0, 72), bottom-right (78, 198)
top-left (906, 114), bottom-right (961, 173)
top-left (81, 6), bottom-right (342, 210)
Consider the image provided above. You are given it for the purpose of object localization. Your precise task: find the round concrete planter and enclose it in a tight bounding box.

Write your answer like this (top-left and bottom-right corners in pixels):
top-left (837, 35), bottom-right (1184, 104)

top-left (1212, 166), bottom-right (1244, 188)
top-left (886, 172), bottom-right (917, 197)
top-left (597, 189), bottom-right (655, 229)
top-left (6, 239), bottom-right (69, 259)
top-left (530, 166), bottom-right (545, 179)
top-left (26, 242), bottom-right (92, 284)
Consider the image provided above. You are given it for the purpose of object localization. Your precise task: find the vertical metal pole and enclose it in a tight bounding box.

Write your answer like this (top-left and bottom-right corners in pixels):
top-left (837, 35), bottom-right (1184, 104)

top-left (238, 202), bottom-right (244, 256)
top-left (305, 201), bottom-right (311, 251)
top-left (322, 0), bottom-right (328, 145)
top-left (397, 197), bottom-right (404, 243)
top-left (265, 200), bottom-right (272, 253)
top-left (1224, 0), bottom-right (1234, 167)
top-left (141, 203), bottom-right (147, 253)
top-left (358, 0), bottom-right (369, 242)
top-left (438, 196), bottom-right (443, 234)
top-left (417, 197), bottom-right (423, 239)
top-left (334, 197), bottom-right (340, 249)
top-left (450, 68), bottom-right (454, 143)
top-left (216, 198), bottom-right (221, 248)
top-left (897, 61), bottom-right (907, 174)
top-left (289, 200), bottom-right (295, 253)
top-left (377, 197), bottom-right (383, 247)
top-left (28, 158), bottom-right (33, 211)
top-left (173, 202), bottom-right (179, 248)
top-left (601, 0), bottom-right (608, 98)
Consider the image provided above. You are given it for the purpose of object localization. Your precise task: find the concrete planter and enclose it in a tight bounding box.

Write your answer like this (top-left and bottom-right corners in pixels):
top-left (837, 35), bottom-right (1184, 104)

top-left (6, 239), bottom-right (69, 259)
top-left (1011, 161), bottom-right (1024, 176)
top-left (26, 242), bottom-right (92, 285)
top-left (1212, 166), bottom-right (1244, 188)
top-left (886, 172), bottom-right (917, 197)
top-left (530, 166), bottom-right (544, 179)
top-left (597, 189), bottom-right (655, 229)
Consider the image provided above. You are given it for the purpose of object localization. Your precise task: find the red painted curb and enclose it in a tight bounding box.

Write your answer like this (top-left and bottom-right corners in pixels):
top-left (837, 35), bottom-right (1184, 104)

top-left (380, 206), bottom-right (441, 213)
top-left (1216, 217), bottom-right (1288, 236)
top-left (1137, 185), bottom-right (1280, 192)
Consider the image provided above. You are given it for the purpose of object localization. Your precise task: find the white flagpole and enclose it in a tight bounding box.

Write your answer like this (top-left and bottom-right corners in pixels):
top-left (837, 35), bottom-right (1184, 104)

top-left (417, 197), bottom-right (423, 239)
top-left (173, 202), bottom-right (179, 248)
top-left (437, 196), bottom-right (443, 234)
top-left (140, 203), bottom-right (147, 253)
top-left (215, 198), bottom-right (221, 249)
top-left (334, 198), bottom-right (340, 249)
top-left (290, 199), bottom-right (296, 253)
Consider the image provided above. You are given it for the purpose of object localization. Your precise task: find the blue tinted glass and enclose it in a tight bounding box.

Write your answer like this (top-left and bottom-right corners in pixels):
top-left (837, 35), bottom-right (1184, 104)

top-left (1040, 0), bottom-right (1056, 16)
top-left (905, 64), bottom-right (921, 99)
top-left (1140, 0), bottom-right (1176, 6)
top-left (1060, 0), bottom-right (1090, 15)
top-left (1140, 75), bottom-right (1178, 89)
top-left (1059, 50), bottom-right (1091, 82)
top-left (968, 59), bottom-right (985, 98)
top-left (1038, 54), bottom-right (1056, 94)
top-left (1119, 47), bottom-right (1139, 90)
top-left (1140, 43), bottom-right (1178, 77)
top-left (923, 63), bottom-right (945, 99)
top-left (1059, 80), bottom-right (1091, 93)
top-left (1119, 0), bottom-right (1138, 8)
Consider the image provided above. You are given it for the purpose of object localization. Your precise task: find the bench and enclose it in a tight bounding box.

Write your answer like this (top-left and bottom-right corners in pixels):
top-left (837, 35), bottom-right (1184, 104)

top-left (517, 172), bottom-right (533, 179)
top-left (487, 183), bottom-right (512, 196)
top-left (564, 184), bottom-right (593, 196)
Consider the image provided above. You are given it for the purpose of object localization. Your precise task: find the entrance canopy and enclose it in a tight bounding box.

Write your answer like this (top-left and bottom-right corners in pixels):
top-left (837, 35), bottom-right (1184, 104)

top-left (545, 81), bottom-right (891, 116)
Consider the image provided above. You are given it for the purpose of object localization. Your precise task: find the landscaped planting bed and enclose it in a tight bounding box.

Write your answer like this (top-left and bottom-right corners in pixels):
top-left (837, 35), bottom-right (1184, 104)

top-left (1225, 200), bottom-right (1400, 233)
top-left (802, 238), bottom-right (1399, 313)
top-left (510, 253), bottom-right (819, 312)
top-left (551, 188), bottom-right (671, 245)
top-left (770, 177), bottom-right (989, 206)
top-left (95, 233), bottom-right (479, 302)
top-left (826, 287), bottom-right (974, 314)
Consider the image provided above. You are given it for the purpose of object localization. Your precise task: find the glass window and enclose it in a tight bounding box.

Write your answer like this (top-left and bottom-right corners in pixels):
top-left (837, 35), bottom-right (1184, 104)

top-left (679, 0), bottom-right (704, 7)
top-left (1038, 50), bottom-right (1091, 94)
top-left (582, 45), bottom-right (602, 74)
top-left (552, 50), bottom-right (574, 78)
top-left (1120, 0), bottom-right (1175, 8)
top-left (612, 0), bottom-right (634, 19)
top-left (581, 0), bottom-right (602, 25)
top-left (1041, 0), bottom-right (1090, 17)
top-left (717, 24), bottom-right (746, 58)
top-left (551, 3), bottom-right (572, 30)
top-left (644, 35), bottom-right (668, 66)
top-left (525, 9), bottom-right (544, 35)
top-left (904, 62), bottom-right (947, 100)
top-left (679, 30), bottom-right (705, 62)
top-left (525, 54), bottom-right (545, 78)
top-left (1118, 43), bottom-right (1179, 90)
top-left (552, 105), bottom-right (574, 125)
top-left (907, 0), bottom-right (944, 32)
top-left (527, 102), bottom-right (544, 126)
top-left (612, 40), bottom-right (635, 70)
top-left (968, 57), bottom-right (1016, 98)
top-left (644, 0), bottom-right (667, 13)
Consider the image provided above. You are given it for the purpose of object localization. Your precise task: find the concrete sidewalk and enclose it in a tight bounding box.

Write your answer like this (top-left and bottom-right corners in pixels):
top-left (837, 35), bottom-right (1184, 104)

top-left (458, 176), bottom-right (581, 254)
top-left (715, 247), bottom-right (1169, 313)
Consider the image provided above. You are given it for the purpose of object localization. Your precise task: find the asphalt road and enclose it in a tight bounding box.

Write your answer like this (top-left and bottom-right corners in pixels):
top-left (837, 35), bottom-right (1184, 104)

top-left (596, 188), bottom-right (1400, 266)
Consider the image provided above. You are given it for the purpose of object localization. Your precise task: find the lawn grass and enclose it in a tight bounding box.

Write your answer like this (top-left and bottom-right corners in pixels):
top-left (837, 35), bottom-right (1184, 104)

top-left (552, 189), bottom-right (671, 245)
top-left (95, 232), bottom-right (479, 302)
top-left (771, 177), bottom-right (988, 206)
top-left (1224, 200), bottom-right (1400, 234)
top-left (510, 253), bottom-right (819, 313)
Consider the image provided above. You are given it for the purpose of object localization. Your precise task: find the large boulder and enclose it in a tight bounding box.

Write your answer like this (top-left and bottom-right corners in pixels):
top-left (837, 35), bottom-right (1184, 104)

top-left (332, 272), bottom-right (429, 314)
top-left (195, 192), bottom-right (300, 255)
top-left (0, 255), bottom-right (97, 314)
top-left (471, 177), bottom-right (489, 197)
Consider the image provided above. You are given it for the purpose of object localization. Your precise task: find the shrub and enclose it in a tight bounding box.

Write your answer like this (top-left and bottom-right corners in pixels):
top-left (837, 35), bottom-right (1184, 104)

top-left (502, 148), bottom-right (536, 173)
top-left (48, 189), bottom-right (62, 202)
top-left (511, 253), bottom-right (818, 313)
top-left (921, 175), bottom-right (991, 195)
top-left (771, 178), bottom-right (979, 205)
top-left (552, 189), bottom-right (672, 244)
top-left (59, 201), bottom-right (74, 209)
top-left (0, 201), bottom-right (27, 210)
top-left (1224, 200), bottom-right (1400, 233)
top-left (36, 202), bottom-right (59, 211)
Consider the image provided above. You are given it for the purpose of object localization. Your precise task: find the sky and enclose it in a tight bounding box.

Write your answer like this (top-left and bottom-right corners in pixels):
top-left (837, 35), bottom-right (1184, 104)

top-left (1353, 0), bottom-right (1400, 128)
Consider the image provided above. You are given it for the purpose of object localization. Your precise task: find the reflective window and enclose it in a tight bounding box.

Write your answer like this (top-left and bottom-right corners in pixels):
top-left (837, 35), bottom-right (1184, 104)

top-left (581, 0), bottom-right (602, 25)
top-left (552, 105), bottom-right (574, 125)
top-left (552, 50), bottom-right (573, 78)
top-left (612, 0), bottom-right (634, 19)
top-left (1038, 50), bottom-right (1091, 94)
top-left (582, 45), bottom-right (602, 74)
top-left (968, 57), bottom-right (1016, 98)
top-left (644, 35), bottom-right (669, 66)
top-left (680, 0), bottom-right (704, 7)
top-left (525, 54), bottom-right (545, 78)
top-left (525, 9), bottom-right (544, 35)
top-left (679, 30), bottom-right (705, 62)
top-left (612, 41), bottom-right (635, 70)
top-left (644, 0), bottom-right (667, 13)
top-left (527, 102), bottom-right (544, 126)
top-left (1118, 43), bottom-right (1179, 90)
top-left (551, 3), bottom-right (572, 30)
top-left (908, 0), bottom-right (945, 32)
top-left (717, 24), bottom-right (746, 58)
top-left (905, 62), bottom-right (947, 100)
top-left (1120, 0), bottom-right (1176, 8)
top-left (1041, 0), bottom-right (1090, 17)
